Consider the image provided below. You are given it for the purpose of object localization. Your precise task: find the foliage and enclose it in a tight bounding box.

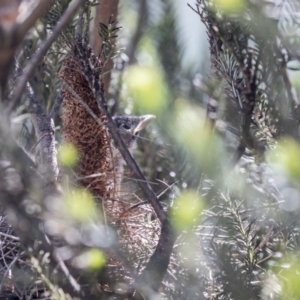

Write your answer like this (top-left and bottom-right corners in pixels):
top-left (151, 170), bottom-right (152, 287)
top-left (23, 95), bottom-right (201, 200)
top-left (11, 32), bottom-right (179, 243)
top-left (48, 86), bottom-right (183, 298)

top-left (1, 0), bottom-right (300, 299)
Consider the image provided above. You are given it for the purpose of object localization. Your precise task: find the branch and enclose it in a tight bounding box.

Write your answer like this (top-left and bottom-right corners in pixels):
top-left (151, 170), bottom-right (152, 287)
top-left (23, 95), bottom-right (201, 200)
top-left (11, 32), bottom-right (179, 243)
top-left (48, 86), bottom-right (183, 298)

top-left (7, 0), bottom-right (84, 115)
top-left (49, 90), bottom-right (63, 118)
top-left (0, 1), bottom-right (51, 49)
top-left (229, 144), bottom-right (246, 168)
top-left (13, 60), bottom-right (59, 182)
top-left (229, 50), bottom-right (261, 167)
top-left (92, 78), bottom-right (177, 293)
top-left (26, 83), bottom-right (59, 181)
top-left (134, 219), bottom-right (176, 297)
top-left (72, 45), bottom-right (176, 291)
top-left (0, 0), bottom-right (52, 90)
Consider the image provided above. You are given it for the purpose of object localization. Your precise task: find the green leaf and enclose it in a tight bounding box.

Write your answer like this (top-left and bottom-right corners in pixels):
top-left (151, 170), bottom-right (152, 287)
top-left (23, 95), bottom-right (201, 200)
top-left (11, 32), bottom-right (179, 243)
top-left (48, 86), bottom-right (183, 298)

top-left (171, 190), bottom-right (203, 232)
top-left (58, 143), bottom-right (78, 167)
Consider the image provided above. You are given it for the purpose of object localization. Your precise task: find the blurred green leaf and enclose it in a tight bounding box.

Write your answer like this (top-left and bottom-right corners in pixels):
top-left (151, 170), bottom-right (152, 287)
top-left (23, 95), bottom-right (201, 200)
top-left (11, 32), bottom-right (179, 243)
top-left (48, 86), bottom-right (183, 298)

top-left (87, 249), bottom-right (106, 270)
top-left (73, 249), bottom-right (106, 270)
top-left (273, 255), bottom-right (300, 299)
top-left (58, 143), bottom-right (78, 167)
top-left (268, 138), bottom-right (300, 181)
top-left (171, 190), bottom-right (203, 232)
top-left (173, 99), bottom-right (220, 175)
top-left (64, 189), bottom-right (98, 222)
top-left (212, 0), bottom-right (246, 13)
top-left (125, 65), bottom-right (168, 115)
top-left (288, 70), bottom-right (300, 95)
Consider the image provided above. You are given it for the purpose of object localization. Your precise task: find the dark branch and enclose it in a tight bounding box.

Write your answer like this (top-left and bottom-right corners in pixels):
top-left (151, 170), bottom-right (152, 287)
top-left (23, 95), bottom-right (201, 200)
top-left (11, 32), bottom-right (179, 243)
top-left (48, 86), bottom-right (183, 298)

top-left (0, 0), bottom-right (52, 91)
top-left (49, 90), bottom-right (63, 118)
top-left (13, 60), bottom-right (59, 181)
top-left (26, 83), bottom-right (59, 181)
top-left (134, 219), bottom-right (177, 296)
top-left (92, 73), bottom-right (177, 293)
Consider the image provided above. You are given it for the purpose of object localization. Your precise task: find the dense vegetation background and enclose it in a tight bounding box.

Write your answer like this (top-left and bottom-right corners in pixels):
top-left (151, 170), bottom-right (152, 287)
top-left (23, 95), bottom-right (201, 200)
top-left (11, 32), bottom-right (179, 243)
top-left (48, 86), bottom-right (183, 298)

top-left (1, 0), bottom-right (300, 299)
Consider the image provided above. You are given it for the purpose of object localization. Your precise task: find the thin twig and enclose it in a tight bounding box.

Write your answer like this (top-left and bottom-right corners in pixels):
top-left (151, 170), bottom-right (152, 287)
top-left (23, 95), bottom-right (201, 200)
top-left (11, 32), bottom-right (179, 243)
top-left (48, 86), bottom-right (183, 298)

top-left (30, 133), bottom-right (50, 153)
top-left (0, 0), bottom-right (53, 92)
top-left (0, 232), bottom-right (20, 242)
top-left (49, 91), bottom-right (63, 118)
top-left (0, 255), bottom-right (19, 293)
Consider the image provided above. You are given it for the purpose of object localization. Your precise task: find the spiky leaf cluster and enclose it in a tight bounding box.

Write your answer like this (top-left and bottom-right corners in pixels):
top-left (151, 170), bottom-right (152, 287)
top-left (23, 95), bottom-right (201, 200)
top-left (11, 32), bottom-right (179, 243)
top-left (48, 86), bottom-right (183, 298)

top-left (183, 1), bottom-right (300, 299)
top-left (99, 20), bottom-right (123, 68)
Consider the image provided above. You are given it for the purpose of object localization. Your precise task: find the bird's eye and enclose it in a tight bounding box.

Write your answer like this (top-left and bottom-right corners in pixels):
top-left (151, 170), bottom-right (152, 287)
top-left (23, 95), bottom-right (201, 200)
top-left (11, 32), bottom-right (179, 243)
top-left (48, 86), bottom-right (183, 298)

top-left (121, 124), bottom-right (131, 130)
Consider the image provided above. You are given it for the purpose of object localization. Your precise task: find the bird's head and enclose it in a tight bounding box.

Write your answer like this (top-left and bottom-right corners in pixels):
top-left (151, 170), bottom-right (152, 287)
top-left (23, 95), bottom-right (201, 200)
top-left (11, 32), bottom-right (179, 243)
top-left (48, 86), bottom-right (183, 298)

top-left (112, 115), bottom-right (155, 148)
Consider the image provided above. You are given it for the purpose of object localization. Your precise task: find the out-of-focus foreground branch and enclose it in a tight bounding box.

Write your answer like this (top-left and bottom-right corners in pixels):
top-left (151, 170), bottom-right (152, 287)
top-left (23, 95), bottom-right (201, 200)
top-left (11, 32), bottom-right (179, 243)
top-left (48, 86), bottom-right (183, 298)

top-left (0, 0), bottom-right (52, 93)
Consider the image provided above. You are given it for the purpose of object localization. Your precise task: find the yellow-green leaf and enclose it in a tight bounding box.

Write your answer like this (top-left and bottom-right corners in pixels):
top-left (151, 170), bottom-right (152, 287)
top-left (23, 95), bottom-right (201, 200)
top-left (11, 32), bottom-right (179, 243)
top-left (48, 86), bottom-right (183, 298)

top-left (125, 65), bottom-right (168, 115)
top-left (171, 190), bottom-right (203, 232)
top-left (268, 138), bottom-right (300, 180)
top-left (64, 189), bottom-right (97, 222)
top-left (212, 0), bottom-right (245, 13)
top-left (58, 143), bottom-right (78, 167)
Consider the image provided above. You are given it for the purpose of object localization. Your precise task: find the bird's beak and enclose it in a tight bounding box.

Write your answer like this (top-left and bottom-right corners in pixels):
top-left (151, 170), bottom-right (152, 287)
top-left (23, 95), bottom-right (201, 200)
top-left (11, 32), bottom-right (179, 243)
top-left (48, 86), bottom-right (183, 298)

top-left (133, 115), bottom-right (156, 135)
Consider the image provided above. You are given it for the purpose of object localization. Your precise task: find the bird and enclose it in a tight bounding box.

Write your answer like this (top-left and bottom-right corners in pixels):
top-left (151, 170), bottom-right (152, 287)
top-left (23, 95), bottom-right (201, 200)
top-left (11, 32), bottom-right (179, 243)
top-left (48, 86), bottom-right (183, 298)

top-left (112, 115), bottom-right (155, 149)
top-left (110, 115), bottom-right (155, 195)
